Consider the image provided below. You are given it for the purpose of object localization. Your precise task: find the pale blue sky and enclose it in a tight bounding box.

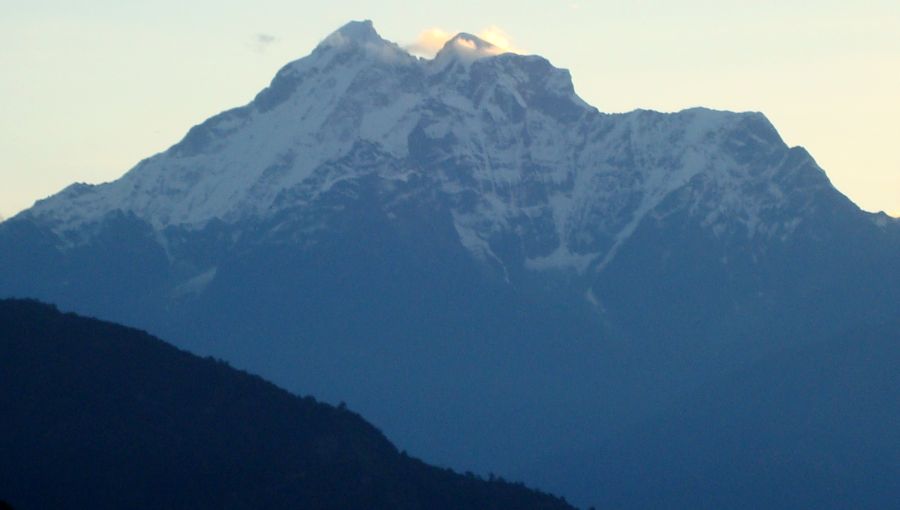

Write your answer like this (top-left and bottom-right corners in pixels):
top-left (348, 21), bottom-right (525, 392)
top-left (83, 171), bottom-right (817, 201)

top-left (1, 0), bottom-right (898, 218)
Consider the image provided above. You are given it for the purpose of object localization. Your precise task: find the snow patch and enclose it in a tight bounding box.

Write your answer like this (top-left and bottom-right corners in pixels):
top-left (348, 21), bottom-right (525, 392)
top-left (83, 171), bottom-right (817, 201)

top-left (525, 246), bottom-right (598, 273)
top-left (173, 267), bottom-right (218, 298)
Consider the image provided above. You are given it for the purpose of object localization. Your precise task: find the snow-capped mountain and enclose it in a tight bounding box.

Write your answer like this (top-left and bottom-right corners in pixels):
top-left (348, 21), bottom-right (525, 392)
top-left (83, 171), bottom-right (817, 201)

top-left (26, 21), bottom-right (839, 274)
top-left (3, 20), bottom-right (899, 509)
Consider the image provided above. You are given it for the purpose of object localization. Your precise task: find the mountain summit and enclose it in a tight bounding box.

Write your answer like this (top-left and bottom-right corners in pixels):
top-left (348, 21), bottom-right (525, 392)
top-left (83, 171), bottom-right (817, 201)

top-left (326, 19), bottom-right (383, 44)
top-left (24, 20), bottom-right (589, 247)
top-left (2, 20), bottom-right (898, 509)
top-left (22, 21), bottom-right (832, 276)
top-left (433, 32), bottom-right (505, 67)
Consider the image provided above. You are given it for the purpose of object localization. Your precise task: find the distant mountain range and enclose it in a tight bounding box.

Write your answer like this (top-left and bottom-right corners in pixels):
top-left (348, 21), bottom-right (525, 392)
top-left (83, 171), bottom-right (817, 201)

top-left (1, 20), bottom-right (898, 508)
top-left (0, 299), bottom-right (575, 510)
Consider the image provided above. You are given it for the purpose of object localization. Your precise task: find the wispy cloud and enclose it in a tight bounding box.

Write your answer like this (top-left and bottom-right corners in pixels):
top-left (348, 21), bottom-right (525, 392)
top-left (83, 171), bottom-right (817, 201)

top-left (405, 28), bottom-right (453, 56)
top-left (477, 26), bottom-right (522, 53)
top-left (250, 33), bottom-right (278, 54)
top-left (405, 26), bottom-right (524, 57)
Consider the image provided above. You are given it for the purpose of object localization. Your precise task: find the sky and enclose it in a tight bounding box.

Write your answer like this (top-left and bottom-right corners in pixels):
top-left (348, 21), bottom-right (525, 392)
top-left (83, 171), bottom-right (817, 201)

top-left (1, 0), bottom-right (898, 219)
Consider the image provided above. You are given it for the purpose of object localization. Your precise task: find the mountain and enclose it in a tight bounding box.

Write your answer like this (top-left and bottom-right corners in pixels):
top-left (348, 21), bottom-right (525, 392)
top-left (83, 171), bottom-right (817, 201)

top-left (1, 20), bottom-right (898, 507)
top-left (0, 299), bottom-right (575, 510)
top-left (537, 319), bottom-right (900, 509)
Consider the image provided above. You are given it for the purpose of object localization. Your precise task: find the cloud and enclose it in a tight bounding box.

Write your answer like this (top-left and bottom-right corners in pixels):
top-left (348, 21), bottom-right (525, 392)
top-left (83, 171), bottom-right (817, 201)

top-left (405, 27), bottom-right (453, 56)
top-left (250, 33), bottom-right (278, 53)
top-left (405, 26), bottom-right (523, 57)
top-left (477, 26), bottom-right (518, 52)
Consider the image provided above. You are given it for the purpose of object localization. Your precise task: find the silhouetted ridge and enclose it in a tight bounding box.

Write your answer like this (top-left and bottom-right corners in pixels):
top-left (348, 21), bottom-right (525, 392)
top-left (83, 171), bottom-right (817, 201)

top-left (0, 299), bottom-right (575, 510)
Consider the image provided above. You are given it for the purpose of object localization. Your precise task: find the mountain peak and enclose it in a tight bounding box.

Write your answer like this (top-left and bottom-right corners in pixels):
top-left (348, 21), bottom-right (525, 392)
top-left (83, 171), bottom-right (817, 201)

top-left (318, 19), bottom-right (385, 49)
top-left (308, 20), bottom-right (412, 69)
top-left (19, 18), bottom-right (845, 258)
top-left (446, 32), bottom-right (496, 52)
top-left (433, 32), bottom-right (504, 69)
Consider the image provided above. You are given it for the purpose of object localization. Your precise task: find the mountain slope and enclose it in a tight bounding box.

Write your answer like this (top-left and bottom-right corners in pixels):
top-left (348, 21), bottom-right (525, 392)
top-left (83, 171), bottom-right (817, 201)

top-left (1, 20), bottom-right (899, 507)
top-left (0, 299), bottom-right (575, 510)
top-left (536, 319), bottom-right (900, 509)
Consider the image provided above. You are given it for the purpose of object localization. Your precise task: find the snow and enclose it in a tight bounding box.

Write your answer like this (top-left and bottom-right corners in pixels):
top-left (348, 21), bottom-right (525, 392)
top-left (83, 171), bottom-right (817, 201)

top-left (173, 267), bottom-right (218, 298)
top-left (320, 20), bottom-right (382, 47)
top-left (431, 33), bottom-right (506, 72)
top-left (25, 21), bottom-right (828, 273)
top-left (524, 246), bottom-right (597, 273)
